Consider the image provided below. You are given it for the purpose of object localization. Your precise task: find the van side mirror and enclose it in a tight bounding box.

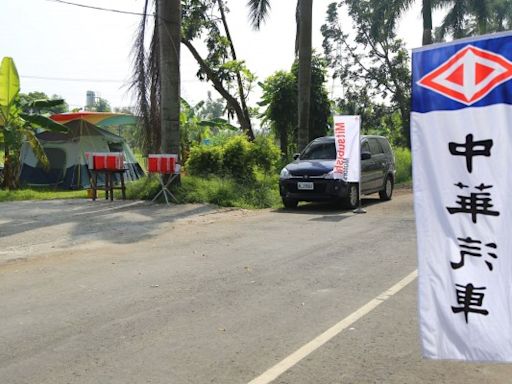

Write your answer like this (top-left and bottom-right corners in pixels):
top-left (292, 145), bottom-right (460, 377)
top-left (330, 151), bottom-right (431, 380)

top-left (293, 153), bottom-right (300, 160)
top-left (361, 151), bottom-right (372, 160)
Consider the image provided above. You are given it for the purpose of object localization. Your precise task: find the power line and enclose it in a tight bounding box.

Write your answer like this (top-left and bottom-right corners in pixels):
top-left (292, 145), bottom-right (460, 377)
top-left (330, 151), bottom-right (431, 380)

top-left (44, 0), bottom-right (151, 17)
top-left (22, 74), bottom-right (201, 84)
top-left (22, 75), bottom-right (126, 83)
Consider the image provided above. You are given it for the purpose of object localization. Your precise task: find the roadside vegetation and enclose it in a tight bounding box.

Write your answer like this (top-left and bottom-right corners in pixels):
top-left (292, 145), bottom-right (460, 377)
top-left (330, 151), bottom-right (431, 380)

top-left (125, 134), bottom-right (412, 209)
top-left (395, 148), bottom-right (412, 184)
top-left (4, 0), bottom-right (496, 205)
top-left (126, 173), bottom-right (281, 209)
top-left (127, 135), bottom-right (283, 209)
top-left (0, 188), bottom-right (85, 202)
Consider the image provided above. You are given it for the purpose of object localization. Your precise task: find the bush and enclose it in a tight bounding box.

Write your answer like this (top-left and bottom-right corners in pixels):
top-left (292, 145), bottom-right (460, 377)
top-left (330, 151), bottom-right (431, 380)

top-left (125, 173), bottom-right (281, 209)
top-left (186, 145), bottom-right (223, 177)
top-left (394, 147), bottom-right (412, 184)
top-left (177, 174), bottom-right (281, 209)
top-left (251, 135), bottom-right (281, 173)
top-left (177, 135), bottom-right (282, 208)
top-left (186, 134), bottom-right (281, 180)
top-left (222, 135), bottom-right (254, 181)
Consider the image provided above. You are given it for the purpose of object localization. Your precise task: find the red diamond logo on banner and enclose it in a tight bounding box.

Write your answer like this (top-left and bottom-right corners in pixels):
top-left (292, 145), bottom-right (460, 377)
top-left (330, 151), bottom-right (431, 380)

top-left (418, 45), bottom-right (512, 105)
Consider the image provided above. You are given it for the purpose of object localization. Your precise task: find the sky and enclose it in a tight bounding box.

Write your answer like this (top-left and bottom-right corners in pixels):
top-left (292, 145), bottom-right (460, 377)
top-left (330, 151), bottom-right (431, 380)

top-left (1, 0), bottom-right (443, 110)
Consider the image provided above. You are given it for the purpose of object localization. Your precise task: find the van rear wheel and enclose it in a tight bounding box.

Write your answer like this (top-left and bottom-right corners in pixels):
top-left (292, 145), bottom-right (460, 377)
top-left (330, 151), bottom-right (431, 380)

top-left (379, 176), bottom-right (393, 201)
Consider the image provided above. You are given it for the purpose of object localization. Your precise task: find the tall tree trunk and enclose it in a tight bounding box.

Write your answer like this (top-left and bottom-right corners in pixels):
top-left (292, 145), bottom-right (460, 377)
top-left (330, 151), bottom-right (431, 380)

top-left (217, 0), bottom-right (255, 141)
top-left (297, 0), bottom-right (313, 152)
top-left (422, 0), bottom-right (433, 45)
top-left (158, 0), bottom-right (181, 160)
top-left (2, 147), bottom-right (16, 189)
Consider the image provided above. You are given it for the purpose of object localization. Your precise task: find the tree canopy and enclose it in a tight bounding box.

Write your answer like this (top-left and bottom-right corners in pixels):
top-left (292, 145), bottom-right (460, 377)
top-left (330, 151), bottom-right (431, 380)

top-left (260, 54), bottom-right (331, 158)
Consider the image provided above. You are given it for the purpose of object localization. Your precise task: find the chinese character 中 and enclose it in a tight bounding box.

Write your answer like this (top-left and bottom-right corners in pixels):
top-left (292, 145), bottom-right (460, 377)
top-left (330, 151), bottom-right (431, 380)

top-left (452, 283), bottom-right (489, 324)
top-left (451, 237), bottom-right (498, 271)
top-left (449, 134), bottom-right (493, 173)
top-left (447, 183), bottom-right (500, 223)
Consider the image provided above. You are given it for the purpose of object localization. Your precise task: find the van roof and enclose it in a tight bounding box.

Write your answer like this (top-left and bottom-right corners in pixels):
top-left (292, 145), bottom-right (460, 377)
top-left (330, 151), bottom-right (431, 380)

top-left (313, 135), bottom-right (388, 142)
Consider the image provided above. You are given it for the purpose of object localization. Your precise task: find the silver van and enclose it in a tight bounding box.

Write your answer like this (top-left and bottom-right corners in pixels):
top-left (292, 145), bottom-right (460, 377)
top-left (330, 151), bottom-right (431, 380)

top-left (279, 135), bottom-right (396, 208)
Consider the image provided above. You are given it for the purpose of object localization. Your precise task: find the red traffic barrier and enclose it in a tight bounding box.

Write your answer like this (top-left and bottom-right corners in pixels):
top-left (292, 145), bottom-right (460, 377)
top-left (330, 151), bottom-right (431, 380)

top-left (148, 154), bottom-right (178, 174)
top-left (87, 152), bottom-right (125, 170)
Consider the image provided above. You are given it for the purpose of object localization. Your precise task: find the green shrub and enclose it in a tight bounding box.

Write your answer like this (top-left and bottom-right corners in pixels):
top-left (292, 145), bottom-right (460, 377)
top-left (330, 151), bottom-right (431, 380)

top-left (125, 175), bottom-right (161, 200)
top-left (177, 175), bottom-right (281, 209)
top-left (186, 145), bottom-right (223, 177)
top-left (174, 134), bottom-right (282, 209)
top-left (222, 135), bottom-right (254, 181)
top-left (251, 135), bottom-right (281, 173)
top-left (186, 134), bottom-right (281, 180)
top-left (394, 147), bottom-right (412, 184)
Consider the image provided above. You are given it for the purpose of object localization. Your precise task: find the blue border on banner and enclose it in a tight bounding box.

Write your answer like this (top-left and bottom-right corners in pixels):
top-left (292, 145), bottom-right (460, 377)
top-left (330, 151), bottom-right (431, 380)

top-left (412, 32), bottom-right (512, 113)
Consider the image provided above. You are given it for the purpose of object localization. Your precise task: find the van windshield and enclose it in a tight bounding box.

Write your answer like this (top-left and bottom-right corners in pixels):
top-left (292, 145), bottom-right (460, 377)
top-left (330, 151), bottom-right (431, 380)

top-left (300, 142), bottom-right (336, 160)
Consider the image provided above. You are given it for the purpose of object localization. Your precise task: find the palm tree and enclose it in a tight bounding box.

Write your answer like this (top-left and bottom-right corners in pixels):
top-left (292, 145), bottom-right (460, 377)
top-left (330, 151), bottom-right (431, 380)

top-left (157, 0), bottom-right (181, 158)
top-left (422, 0), bottom-right (433, 45)
top-left (488, 0), bottom-right (512, 32)
top-left (435, 0), bottom-right (491, 41)
top-left (297, 0), bottom-right (313, 150)
top-left (248, 0), bottom-right (313, 151)
top-left (133, 0), bottom-right (256, 158)
top-left (381, 0), bottom-right (434, 45)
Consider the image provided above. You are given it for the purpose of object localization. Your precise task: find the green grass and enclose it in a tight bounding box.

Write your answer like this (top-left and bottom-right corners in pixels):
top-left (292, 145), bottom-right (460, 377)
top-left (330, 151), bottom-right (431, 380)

top-left (126, 173), bottom-right (282, 209)
top-left (0, 188), bottom-right (86, 202)
top-left (394, 147), bottom-right (412, 184)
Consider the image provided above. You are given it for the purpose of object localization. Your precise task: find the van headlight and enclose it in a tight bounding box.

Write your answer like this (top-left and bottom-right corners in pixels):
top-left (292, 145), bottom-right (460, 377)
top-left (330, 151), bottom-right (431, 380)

top-left (324, 170), bottom-right (335, 179)
top-left (280, 167), bottom-right (291, 179)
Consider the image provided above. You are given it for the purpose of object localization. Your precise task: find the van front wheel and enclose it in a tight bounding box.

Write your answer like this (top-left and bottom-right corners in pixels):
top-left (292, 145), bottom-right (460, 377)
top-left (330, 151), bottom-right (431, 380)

top-left (344, 183), bottom-right (359, 209)
top-left (282, 198), bottom-right (298, 209)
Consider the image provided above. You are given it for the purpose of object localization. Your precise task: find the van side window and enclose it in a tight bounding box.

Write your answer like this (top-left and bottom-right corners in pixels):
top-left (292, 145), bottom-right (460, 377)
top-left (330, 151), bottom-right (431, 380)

top-left (361, 141), bottom-right (370, 154)
top-left (377, 138), bottom-right (392, 154)
top-left (368, 138), bottom-right (384, 155)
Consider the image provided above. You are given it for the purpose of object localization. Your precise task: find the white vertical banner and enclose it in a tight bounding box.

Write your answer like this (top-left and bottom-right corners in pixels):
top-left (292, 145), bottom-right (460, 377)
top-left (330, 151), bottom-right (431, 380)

top-left (412, 32), bottom-right (512, 362)
top-left (333, 115), bottom-right (360, 182)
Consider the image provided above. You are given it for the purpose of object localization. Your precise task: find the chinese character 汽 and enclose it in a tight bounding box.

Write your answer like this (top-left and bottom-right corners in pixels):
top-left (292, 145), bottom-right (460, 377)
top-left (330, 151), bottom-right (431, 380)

top-left (451, 237), bottom-right (498, 271)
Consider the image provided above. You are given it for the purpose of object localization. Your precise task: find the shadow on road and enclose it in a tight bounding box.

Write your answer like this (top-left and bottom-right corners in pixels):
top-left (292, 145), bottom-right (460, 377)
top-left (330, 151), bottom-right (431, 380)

top-left (272, 197), bottom-right (384, 216)
top-left (0, 200), bottom-right (216, 247)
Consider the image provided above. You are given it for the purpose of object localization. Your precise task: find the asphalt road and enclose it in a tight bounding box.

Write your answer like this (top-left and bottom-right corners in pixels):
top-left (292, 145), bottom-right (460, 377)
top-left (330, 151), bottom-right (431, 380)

top-left (1, 191), bottom-right (511, 384)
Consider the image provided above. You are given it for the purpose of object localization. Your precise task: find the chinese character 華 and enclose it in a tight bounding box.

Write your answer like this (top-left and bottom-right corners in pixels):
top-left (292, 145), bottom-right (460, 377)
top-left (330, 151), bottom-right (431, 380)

top-left (447, 183), bottom-right (500, 223)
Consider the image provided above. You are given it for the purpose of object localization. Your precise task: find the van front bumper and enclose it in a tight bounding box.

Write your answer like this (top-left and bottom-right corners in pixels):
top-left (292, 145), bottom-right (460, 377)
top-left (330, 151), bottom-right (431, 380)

top-left (279, 178), bottom-right (349, 202)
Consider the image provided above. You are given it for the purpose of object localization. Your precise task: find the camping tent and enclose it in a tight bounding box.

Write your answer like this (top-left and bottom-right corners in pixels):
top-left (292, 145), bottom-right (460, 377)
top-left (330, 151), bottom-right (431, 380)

top-left (19, 119), bottom-right (144, 189)
top-left (51, 111), bottom-right (139, 127)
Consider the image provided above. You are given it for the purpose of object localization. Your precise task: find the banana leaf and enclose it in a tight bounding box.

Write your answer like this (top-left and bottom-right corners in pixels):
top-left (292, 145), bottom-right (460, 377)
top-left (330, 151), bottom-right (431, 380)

top-left (24, 129), bottom-right (50, 170)
top-left (198, 118), bottom-right (238, 131)
top-left (0, 57), bottom-right (20, 107)
top-left (20, 113), bottom-right (68, 132)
